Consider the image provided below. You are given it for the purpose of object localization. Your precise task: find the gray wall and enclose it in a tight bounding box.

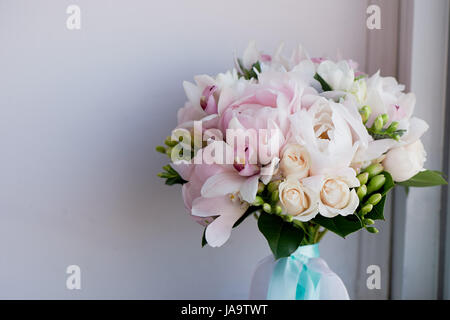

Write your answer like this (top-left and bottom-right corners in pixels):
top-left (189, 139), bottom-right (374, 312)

top-left (0, 0), bottom-right (382, 299)
top-left (400, 0), bottom-right (449, 299)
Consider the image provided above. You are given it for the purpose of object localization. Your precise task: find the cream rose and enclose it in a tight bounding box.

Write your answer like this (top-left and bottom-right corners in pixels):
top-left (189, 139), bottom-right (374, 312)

top-left (278, 178), bottom-right (319, 221)
top-left (382, 139), bottom-right (426, 182)
top-left (317, 171), bottom-right (360, 218)
top-left (280, 144), bottom-right (311, 179)
top-left (320, 179), bottom-right (350, 209)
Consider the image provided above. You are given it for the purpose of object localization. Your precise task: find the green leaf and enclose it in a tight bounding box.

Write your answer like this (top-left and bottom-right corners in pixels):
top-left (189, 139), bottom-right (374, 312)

top-left (314, 73), bottom-right (332, 91)
top-left (312, 214), bottom-right (362, 238)
top-left (365, 195), bottom-right (386, 220)
top-left (355, 74), bottom-right (367, 81)
top-left (257, 212), bottom-right (304, 259)
top-left (378, 171), bottom-right (395, 196)
top-left (158, 164), bottom-right (187, 185)
top-left (404, 186), bottom-right (410, 196)
top-left (201, 228), bottom-right (207, 247)
top-left (237, 59), bottom-right (261, 80)
top-left (397, 170), bottom-right (448, 187)
top-left (233, 206), bottom-right (259, 228)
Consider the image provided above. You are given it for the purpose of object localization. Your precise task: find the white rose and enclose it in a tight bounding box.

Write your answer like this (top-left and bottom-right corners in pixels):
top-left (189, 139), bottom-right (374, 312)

top-left (280, 144), bottom-right (311, 179)
top-left (382, 139), bottom-right (426, 182)
top-left (317, 60), bottom-right (355, 92)
top-left (278, 178), bottom-right (319, 221)
top-left (317, 170), bottom-right (360, 218)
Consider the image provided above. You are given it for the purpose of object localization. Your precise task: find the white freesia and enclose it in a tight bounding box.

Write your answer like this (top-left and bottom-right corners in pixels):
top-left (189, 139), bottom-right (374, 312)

top-left (278, 177), bottom-right (319, 221)
top-left (349, 78), bottom-right (367, 104)
top-left (317, 60), bottom-right (355, 91)
top-left (280, 144), bottom-right (311, 179)
top-left (382, 139), bottom-right (427, 182)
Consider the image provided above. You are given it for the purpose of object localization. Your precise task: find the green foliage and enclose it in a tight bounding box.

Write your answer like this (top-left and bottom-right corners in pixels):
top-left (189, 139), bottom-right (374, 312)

top-left (257, 211), bottom-right (305, 259)
top-left (237, 59), bottom-right (262, 80)
top-left (233, 206), bottom-right (260, 228)
top-left (201, 228), bottom-right (207, 248)
top-left (157, 165), bottom-right (187, 186)
top-left (355, 74), bottom-right (368, 81)
top-left (366, 115), bottom-right (406, 141)
top-left (397, 170), bottom-right (447, 187)
top-left (314, 73), bottom-right (332, 91)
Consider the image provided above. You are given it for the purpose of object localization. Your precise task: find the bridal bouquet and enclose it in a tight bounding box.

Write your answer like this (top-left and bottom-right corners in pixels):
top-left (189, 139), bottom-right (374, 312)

top-left (156, 42), bottom-right (446, 260)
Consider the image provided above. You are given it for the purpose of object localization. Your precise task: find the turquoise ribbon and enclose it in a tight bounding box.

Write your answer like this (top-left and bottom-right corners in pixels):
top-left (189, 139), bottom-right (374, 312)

top-left (267, 244), bottom-right (321, 300)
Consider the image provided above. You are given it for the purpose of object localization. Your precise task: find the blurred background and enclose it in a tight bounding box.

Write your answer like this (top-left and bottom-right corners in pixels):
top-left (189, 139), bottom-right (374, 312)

top-left (0, 0), bottom-right (448, 299)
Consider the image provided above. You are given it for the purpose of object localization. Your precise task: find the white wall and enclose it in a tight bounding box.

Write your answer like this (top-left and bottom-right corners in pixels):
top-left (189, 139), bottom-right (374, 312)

top-left (0, 0), bottom-right (371, 299)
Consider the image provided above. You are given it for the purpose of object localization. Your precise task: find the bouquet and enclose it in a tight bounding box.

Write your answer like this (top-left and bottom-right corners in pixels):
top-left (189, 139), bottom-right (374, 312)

top-left (156, 41), bottom-right (446, 264)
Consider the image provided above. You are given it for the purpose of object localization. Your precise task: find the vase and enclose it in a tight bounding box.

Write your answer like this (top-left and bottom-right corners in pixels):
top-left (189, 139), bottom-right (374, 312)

top-left (249, 244), bottom-right (350, 300)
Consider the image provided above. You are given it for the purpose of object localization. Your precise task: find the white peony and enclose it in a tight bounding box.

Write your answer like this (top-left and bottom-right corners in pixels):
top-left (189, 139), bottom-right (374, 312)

top-left (382, 139), bottom-right (427, 182)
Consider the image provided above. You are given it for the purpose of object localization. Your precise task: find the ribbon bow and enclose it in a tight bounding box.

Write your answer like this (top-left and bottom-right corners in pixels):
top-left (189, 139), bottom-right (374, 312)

top-left (267, 244), bottom-right (321, 300)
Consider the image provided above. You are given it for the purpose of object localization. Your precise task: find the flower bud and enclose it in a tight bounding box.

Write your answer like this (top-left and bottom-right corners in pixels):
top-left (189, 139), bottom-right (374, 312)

top-left (257, 182), bottom-right (265, 194)
top-left (164, 136), bottom-right (178, 147)
top-left (367, 174), bottom-right (386, 194)
top-left (284, 214), bottom-right (293, 222)
top-left (367, 227), bottom-right (379, 234)
top-left (359, 105), bottom-right (372, 123)
top-left (383, 140), bottom-right (427, 182)
top-left (373, 115), bottom-right (384, 131)
top-left (357, 185), bottom-right (367, 201)
top-left (364, 163), bottom-right (384, 178)
top-left (267, 180), bottom-right (280, 193)
top-left (253, 196), bottom-right (264, 206)
top-left (156, 146), bottom-right (166, 154)
top-left (386, 121), bottom-right (399, 133)
top-left (381, 114), bottom-right (389, 126)
top-left (274, 205), bottom-right (283, 215)
top-left (361, 204), bottom-right (373, 215)
top-left (357, 172), bottom-right (369, 185)
top-left (367, 193), bottom-right (382, 206)
top-left (364, 218), bottom-right (375, 225)
top-left (271, 190), bottom-right (280, 204)
top-left (263, 203), bottom-right (272, 213)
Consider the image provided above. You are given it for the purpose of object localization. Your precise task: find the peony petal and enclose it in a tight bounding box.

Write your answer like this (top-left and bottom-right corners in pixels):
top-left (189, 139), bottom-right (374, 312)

top-left (183, 81), bottom-right (201, 108)
top-left (242, 40), bottom-right (260, 69)
top-left (171, 160), bottom-right (194, 181)
top-left (401, 117), bottom-right (429, 145)
top-left (177, 102), bottom-right (206, 125)
top-left (353, 139), bottom-right (397, 163)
